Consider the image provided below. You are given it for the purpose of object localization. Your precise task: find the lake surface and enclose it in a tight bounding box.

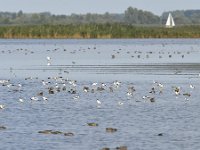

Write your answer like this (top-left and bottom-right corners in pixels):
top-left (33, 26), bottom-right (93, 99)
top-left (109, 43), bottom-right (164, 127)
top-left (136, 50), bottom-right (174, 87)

top-left (0, 39), bottom-right (200, 150)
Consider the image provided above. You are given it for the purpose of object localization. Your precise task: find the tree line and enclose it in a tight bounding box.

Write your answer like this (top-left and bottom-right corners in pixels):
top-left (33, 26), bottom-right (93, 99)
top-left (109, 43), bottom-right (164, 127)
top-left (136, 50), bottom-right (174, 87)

top-left (1, 7), bottom-right (200, 25)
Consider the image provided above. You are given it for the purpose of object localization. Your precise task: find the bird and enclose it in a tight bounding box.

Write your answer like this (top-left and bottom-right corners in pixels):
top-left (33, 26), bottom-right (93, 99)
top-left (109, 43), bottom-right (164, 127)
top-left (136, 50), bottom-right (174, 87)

top-left (142, 95), bottom-right (150, 99)
top-left (158, 83), bottom-right (164, 88)
top-left (149, 87), bottom-right (156, 94)
top-left (42, 81), bottom-right (49, 86)
top-left (97, 99), bottom-right (101, 105)
top-left (42, 97), bottom-right (48, 101)
top-left (92, 82), bottom-right (98, 86)
top-left (113, 80), bottom-right (121, 87)
top-left (30, 96), bottom-right (39, 101)
top-left (0, 105), bottom-right (5, 109)
top-left (128, 86), bottom-right (136, 93)
top-left (96, 99), bottom-right (102, 108)
top-left (18, 98), bottom-right (24, 103)
top-left (118, 101), bottom-right (124, 106)
top-left (174, 86), bottom-right (181, 95)
top-left (189, 84), bottom-right (195, 89)
top-left (73, 95), bottom-right (80, 100)
top-left (46, 56), bottom-right (51, 61)
top-left (101, 83), bottom-right (106, 87)
top-left (0, 80), bottom-right (9, 84)
top-left (150, 97), bottom-right (155, 102)
top-left (127, 92), bottom-right (133, 96)
top-left (83, 86), bottom-right (89, 92)
top-left (69, 80), bottom-right (77, 87)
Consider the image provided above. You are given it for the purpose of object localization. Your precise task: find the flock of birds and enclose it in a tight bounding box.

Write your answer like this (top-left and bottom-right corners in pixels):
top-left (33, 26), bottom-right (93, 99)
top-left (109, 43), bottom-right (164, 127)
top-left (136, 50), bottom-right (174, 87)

top-left (0, 74), bottom-right (196, 110)
top-left (0, 45), bottom-right (193, 62)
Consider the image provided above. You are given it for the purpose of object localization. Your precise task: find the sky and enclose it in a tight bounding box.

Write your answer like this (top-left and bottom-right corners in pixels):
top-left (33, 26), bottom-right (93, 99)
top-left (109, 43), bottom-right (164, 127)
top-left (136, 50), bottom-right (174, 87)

top-left (0, 0), bottom-right (199, 15)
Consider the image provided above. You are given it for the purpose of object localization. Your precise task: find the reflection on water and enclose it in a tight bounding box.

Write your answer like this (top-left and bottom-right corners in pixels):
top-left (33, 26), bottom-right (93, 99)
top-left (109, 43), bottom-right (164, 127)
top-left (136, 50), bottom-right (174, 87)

top-left (0, 39), bottom-right (200, 150)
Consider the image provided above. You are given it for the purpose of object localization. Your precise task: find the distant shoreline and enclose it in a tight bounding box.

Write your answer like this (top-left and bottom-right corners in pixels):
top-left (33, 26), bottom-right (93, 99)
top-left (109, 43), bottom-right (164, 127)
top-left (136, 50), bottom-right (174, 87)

top-left (0, 24), bottom-right (200, 39)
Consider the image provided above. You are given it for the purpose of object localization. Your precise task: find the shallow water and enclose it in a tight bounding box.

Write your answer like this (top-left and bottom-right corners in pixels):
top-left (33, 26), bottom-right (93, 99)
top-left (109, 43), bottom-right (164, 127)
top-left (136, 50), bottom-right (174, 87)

top-left (0, 39), bottom-right (200, 150)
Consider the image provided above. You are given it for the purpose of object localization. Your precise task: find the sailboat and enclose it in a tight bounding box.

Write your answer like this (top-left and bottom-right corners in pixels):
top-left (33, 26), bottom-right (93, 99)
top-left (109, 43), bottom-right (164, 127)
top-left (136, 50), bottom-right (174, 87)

top-left (166, 13), bottom-right (175, 28)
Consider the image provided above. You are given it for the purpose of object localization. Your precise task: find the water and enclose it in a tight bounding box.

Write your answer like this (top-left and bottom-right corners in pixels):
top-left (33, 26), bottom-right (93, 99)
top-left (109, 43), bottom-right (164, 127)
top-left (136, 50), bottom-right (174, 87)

top-left (0, 39), bottom-right (200, 150)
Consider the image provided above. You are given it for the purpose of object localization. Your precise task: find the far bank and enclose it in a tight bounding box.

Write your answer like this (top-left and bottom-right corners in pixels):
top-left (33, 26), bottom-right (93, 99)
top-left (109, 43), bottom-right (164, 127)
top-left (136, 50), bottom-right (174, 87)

top-left (0, 24), bottom-right (200, 39)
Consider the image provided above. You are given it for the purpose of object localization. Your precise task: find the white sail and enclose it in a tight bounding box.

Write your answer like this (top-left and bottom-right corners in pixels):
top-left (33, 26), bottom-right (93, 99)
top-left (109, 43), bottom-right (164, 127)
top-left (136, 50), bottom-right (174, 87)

top-left (166, 13), bottom-right (175, 28)
top-left (171, 15), bottom-right (175, 26)
top-left (166, 14), bottom-right (171, 26)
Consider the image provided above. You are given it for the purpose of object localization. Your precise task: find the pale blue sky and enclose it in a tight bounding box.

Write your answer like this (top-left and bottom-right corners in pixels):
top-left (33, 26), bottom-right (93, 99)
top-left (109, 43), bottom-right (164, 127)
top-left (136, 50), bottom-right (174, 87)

top-left (0, 0), bottom-right (199, 15)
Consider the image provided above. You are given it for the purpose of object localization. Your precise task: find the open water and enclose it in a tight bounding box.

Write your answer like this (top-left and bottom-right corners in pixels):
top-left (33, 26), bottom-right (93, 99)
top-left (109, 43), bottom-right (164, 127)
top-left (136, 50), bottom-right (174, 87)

top-left (0, 39), bottom-right (200, 150)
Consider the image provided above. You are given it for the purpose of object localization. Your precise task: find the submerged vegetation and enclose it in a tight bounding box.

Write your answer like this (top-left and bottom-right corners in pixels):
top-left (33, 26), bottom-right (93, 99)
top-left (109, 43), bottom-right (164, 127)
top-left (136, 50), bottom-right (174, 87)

top-left (0, 24), bottom-right (200, 38)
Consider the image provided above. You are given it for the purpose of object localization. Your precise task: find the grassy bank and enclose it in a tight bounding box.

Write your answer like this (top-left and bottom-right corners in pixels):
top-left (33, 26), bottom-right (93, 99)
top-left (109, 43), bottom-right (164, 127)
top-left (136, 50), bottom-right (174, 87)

top-left (0, 24), bottom-right (200, 38)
